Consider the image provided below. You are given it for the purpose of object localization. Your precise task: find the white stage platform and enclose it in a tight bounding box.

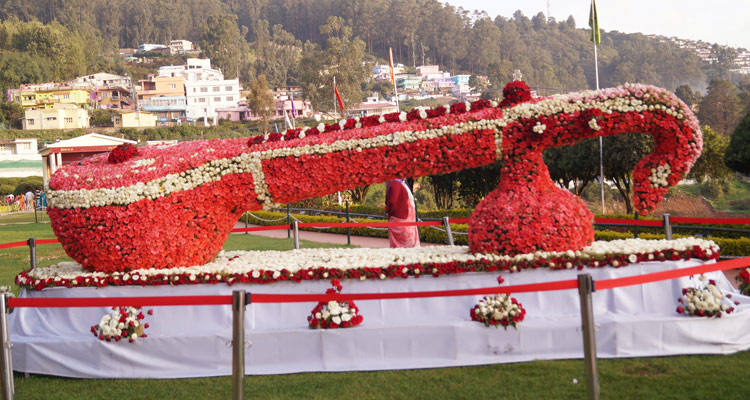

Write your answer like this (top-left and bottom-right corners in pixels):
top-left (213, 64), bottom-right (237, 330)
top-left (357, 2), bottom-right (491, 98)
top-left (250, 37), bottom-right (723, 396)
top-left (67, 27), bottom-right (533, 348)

top-left (9, 259), bottom-right (750, 378)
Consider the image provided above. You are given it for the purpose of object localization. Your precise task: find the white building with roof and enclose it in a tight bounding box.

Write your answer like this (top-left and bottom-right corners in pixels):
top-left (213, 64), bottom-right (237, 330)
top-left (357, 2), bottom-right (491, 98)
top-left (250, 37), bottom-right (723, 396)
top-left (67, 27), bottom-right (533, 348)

top-left (39, 133), bottom-right (136, 187)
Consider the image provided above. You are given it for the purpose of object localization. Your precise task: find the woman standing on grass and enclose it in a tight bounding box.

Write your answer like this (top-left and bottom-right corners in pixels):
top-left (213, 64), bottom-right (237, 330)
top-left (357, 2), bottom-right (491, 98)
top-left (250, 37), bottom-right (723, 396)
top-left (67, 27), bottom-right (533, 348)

top-left (385, 178), bottom-right (420, 248)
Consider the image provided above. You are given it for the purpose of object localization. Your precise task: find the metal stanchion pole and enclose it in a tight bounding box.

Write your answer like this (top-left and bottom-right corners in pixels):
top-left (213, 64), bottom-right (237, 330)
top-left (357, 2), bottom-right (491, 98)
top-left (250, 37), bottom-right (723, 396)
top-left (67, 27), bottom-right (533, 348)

top-left (577, 274), bottom-right (599, 400)
top-left (442, 216), bottom-right (454, 246)
top-left (663, 213), bottom-right (672, 240)
top-left (0, 294), bottom-right (14, 400)
top-left (346, 201), bottom-right (351, 246)
top-left (231, 291), bottom-right (247, 400)
top-left (244, 212), bottom-right (248, 235)
top-left (26, 238), bottom-right (36, 270)
top-left (287, 205), bottom-right (291, 239)
top-left (293, 221), bottom-right (300, 250)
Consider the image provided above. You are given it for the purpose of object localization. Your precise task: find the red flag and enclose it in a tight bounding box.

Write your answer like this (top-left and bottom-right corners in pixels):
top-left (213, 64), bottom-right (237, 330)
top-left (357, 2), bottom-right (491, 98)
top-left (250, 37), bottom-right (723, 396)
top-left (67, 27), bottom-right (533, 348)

top-left (334, 79), bottom-right (345, 112)
top-left (388, 47), bottom-right (396, 85)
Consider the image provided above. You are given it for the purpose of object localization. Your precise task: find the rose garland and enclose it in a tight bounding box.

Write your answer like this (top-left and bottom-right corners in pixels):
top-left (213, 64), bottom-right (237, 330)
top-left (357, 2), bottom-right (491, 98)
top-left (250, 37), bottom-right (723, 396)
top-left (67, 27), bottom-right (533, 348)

top-left (91, 306), bottom-right (152, 342)
top-left (308, 279), bottom-right (363, 329)
top-left (676, 275), bottom-right (735, 318)
top-left (16, 238), bottom-right (719, 291)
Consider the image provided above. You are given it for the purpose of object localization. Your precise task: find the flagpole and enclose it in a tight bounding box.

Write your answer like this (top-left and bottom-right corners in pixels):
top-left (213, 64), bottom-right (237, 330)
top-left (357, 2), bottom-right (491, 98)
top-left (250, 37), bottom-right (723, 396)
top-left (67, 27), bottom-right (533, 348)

top-left (591, 0), bottom-right (605, 215)
top-left (389, 48), bottom-right (400, 112)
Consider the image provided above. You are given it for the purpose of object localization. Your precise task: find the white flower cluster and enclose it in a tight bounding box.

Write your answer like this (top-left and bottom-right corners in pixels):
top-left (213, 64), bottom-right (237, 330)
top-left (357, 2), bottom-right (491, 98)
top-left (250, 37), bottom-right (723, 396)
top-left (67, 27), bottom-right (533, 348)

top-left (95, 306), bottom-right (142, 341)
top-left (472, 294), bottom-right (524, 328)
top-left (130, 158), bottom-right (156, 169)
top-left (678, 275), bottom-right (732, 317)
top-left (23, 238), bottom-right (719, 285)
top-left (532, 122), bottom-right (546, 133)
top-left (588, 118), bottom-right (601, 131)
top-left (315, 301), bottom-right (357, 326)
top-left (47, 153), bottom-right (272, 210)
top-left (648, 163), bottom-right (672, 188)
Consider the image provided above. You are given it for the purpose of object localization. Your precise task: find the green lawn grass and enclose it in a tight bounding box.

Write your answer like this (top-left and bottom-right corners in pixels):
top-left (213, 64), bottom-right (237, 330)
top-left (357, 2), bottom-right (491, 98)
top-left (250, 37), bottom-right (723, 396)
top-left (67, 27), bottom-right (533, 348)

top-left (2, 212), bottom-right (750, 399)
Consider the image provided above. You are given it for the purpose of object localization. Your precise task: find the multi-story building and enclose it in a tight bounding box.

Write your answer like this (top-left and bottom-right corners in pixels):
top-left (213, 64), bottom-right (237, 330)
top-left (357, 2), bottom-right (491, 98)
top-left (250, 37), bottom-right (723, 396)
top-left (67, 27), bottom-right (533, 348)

top-left (136, 75), bottom-right (186, 103)
top-left (23, 104), bottom-right (89, 130)
top-left (73, 73), bottom-right (135, 111)
top-left (139, 96), bottom-right (187, 125)
top-left (11, 84), bottom-right (90, 110)
top-left (169, 40), bottom-right (195, 55)
top-left (396, 76), bottom-right (422, 91)
top-left (185, 79), bottom-right (241, 122)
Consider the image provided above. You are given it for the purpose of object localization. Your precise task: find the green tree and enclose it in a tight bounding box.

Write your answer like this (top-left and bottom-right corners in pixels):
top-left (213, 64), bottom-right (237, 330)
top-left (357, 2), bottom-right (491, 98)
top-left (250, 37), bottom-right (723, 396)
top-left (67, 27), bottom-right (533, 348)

top-left (246, 74), bottom-right (274, 128)
top-left (543, 139), bottom-right (600, 196)
top-left (724, 111), bottom-right (750, 175)
top-left (689, 125), bottom-right (732, 182)
top-left (675, 84), bottom-right (699, 108)
top-left (296, 16), bottom-right (367, 113)
top-left (698, 79), bottom-right (742, 136)
top-left (602, 133), bottom-right (653, 214)
top-left (198, 14), bottom-right (249, 80)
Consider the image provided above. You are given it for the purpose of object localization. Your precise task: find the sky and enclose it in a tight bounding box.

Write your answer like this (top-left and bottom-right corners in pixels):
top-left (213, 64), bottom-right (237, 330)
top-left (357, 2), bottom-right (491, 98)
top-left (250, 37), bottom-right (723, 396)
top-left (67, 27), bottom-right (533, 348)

top-left (445, 0), bottom-right (750, 50)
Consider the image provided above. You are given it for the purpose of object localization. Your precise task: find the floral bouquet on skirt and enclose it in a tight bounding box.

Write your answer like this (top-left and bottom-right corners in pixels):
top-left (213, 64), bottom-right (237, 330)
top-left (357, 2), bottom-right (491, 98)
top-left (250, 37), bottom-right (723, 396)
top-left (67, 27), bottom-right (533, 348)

top-left (91, 306), bottom-right (152, 342)
top-left (308, 279), bottom-right (363, 329)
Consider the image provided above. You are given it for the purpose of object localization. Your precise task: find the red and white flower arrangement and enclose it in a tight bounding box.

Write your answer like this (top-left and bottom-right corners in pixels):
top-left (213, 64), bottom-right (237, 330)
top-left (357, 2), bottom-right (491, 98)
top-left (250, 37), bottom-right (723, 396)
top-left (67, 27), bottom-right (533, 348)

top-left (470, 278), bottom-right (526, 329)
top-left (308, 279), bottom-right (363, 329)
top-left (736, 267), bottom-right (750, 296)
top-left (16, 238), bottom-right (720, 291)
top-left (676, 275), bottom-right (734, 318)
top-left (91, 306), bottom-right (152, 342)
top-left (45, 82), bottom-right (701, 272)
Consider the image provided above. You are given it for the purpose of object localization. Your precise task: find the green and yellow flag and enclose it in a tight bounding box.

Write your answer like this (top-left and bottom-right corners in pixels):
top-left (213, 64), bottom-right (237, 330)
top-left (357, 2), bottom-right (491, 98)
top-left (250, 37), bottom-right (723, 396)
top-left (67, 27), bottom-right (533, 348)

top-left (589, 0), bottom-right (601, 44)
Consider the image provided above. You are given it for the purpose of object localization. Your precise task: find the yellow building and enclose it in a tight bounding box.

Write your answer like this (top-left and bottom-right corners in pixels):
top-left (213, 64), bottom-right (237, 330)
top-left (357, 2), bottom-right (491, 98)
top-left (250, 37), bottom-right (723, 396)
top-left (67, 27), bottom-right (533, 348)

top-left (113, 111), bottom-right (157, 128)
top-left (12, 85), bottom-right (90, 110)
top-left (137, 76), bottom-right (185, 104)
top-left (23, 104), bottom-right (90, 130)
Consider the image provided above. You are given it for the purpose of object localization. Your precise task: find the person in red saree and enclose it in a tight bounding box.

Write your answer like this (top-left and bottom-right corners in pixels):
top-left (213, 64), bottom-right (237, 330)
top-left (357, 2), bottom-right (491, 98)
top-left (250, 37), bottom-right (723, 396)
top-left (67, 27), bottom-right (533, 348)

top-left (385, 178), bottom-right (421, 248)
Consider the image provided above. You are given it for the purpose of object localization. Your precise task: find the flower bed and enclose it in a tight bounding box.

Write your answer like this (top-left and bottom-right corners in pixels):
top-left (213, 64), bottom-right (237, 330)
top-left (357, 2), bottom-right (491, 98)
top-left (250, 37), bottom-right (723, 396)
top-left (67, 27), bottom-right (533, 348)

top-left (16, 238), bottom-right (719, 291)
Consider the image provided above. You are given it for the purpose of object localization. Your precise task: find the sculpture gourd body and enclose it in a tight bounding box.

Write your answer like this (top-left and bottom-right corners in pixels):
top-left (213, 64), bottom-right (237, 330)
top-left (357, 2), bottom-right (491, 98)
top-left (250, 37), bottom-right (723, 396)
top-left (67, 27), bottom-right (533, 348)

top-left (47, 82), bottom-right (702, 272)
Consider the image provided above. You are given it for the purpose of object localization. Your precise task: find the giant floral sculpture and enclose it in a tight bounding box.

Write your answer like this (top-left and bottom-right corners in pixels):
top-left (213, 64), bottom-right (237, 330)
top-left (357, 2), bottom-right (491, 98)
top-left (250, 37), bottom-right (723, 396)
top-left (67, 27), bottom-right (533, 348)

top-left (46, 82), bottom-right (701, 272)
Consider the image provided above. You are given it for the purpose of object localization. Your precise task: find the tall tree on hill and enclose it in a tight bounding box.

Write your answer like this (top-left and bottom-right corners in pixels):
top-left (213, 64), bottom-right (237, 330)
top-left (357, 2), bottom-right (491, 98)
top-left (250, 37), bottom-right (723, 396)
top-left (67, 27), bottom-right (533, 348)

top-left (246, 74), bottom-right (274, 129)
top-left (698, 79), bottom-right (742, 136)
top-left (675, 84), bottom-right (700, 109)
top-left (724, 111), bottom-right (750, 175)
top-left (296, 16), bottom-right (366, 112)
top-left (198, 14), bottom-right (249, 80)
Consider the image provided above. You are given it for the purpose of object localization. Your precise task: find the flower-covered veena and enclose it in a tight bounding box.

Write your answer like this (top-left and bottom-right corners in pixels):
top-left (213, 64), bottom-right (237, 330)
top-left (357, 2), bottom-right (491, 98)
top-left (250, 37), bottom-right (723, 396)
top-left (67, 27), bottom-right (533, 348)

top-left (47, 82), bottom-right (702, 272)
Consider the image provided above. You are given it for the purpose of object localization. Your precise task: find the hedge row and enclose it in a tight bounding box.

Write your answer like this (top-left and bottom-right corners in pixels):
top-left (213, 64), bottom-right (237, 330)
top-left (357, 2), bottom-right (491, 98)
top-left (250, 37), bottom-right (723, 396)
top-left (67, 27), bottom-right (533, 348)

top-left (595, 230), bottom-right (750, 257)
top-left (243, 211), bottom-right (749, 257)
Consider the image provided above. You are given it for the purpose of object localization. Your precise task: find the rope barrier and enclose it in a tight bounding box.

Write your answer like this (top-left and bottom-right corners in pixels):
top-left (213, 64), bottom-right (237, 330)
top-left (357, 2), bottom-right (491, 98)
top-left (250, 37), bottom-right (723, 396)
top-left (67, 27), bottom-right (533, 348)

top-left (245, 213), bottom-right (288, 222)
top-left (8, 257), bottom-right (749, 309)
top-left (1, 216), bottom-right (747, 250)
